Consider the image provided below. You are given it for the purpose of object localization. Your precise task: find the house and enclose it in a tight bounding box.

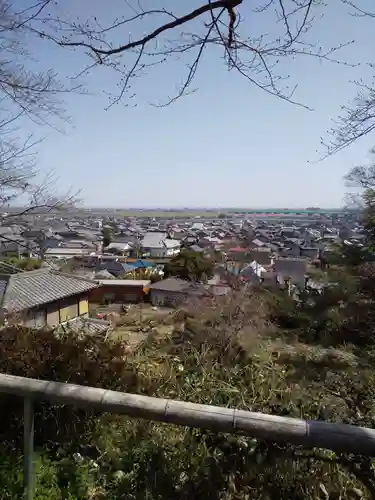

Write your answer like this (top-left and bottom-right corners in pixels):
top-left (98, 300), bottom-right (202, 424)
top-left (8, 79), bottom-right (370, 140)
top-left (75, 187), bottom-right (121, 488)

top-left (281, 227), bottom-right (299, 238)
top-left (274, 258), bottom-right (307, 288)
top-left (0, 239), bottom-right (32, 258)
top-left (247, 248), bottom-right (273, 266)
top-left (44, 247), bottom-right (89, 260)
top-left (94, 269), bottom-right (115, 280)
top-left (200, 236), bottom-right (223, 249)
top-left (261, 271), bottom-right (280, 290)
top-left (141, 232), bottom-right (180, 258)
top-left (250, 238), bottom-right (266, 248)
top-left (148, 277), bottom-right (207, 307)
top-left (60, 240), bottom-right (97, 251)
top-left (181, 235), bottom-right (199, 248)
top-left (191, 222), bottom-right (204, 231)
top-left (130, 259), bottom-right (155, 270)
top-left (90, 279), bottom-right (151, 304)
top-left (96, 260), bottom-right (132, 277)
top-left (300, 246), bottom-right (320, 259)
top-left (279, 245), bottom-right (301, 258)
top-left (0, 268), bottom-right (98, 328)
top-left (43, 235), bottom-right (64, 250)
top-left (105, 242), bottom-right (132, 254)
top-left (241, 261), bottom-right (267, 282)
top-left (227, 247), bottom-right (248, 262)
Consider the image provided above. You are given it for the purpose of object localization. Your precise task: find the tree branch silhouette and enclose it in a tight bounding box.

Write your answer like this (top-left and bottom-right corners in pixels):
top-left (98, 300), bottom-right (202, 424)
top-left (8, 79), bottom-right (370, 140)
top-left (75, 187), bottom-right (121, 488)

top-left (23, 0), bottom-right (347, 108)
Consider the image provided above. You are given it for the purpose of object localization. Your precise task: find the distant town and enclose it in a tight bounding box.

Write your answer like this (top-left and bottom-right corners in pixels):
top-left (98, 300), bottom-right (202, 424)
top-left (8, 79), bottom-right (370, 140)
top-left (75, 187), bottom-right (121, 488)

top-left (0, 204), bottom-right (361, 330)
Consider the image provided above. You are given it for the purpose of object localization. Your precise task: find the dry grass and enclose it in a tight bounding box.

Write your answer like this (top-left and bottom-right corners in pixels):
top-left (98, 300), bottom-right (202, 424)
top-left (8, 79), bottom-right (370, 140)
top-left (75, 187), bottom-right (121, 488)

top-left (89, 304), bottom-right (375, 499)
top-left (109, 304), bottom-right (175, 350)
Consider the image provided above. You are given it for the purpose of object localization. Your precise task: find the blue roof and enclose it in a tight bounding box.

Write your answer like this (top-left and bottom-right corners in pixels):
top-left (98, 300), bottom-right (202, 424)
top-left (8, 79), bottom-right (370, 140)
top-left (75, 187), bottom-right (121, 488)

top-left (132, 259), bottom-right (154, 269)
top-left (122, 263), bottom-right (137, 272)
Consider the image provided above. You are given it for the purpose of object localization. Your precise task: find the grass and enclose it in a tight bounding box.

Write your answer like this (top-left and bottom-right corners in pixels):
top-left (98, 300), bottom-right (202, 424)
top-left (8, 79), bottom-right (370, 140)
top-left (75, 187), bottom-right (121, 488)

top-left (104, 304), bottom-right (175, 349)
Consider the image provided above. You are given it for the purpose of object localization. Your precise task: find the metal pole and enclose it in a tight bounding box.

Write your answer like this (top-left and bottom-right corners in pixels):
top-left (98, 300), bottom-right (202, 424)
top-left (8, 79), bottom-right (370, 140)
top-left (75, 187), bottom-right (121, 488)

top-left (23, 397), bottom-right (34, 500)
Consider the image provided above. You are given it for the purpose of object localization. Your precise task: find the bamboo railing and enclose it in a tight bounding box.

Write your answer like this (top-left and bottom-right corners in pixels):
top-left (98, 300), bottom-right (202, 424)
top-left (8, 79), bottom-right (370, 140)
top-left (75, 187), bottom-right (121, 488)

top-left (0, 373), bottom-right (374, 499)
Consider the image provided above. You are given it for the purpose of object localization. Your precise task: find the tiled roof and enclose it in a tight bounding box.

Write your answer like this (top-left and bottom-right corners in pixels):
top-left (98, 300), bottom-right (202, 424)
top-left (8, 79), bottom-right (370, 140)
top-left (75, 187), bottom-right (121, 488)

top-left (142, 232), bottom-right (168, 248)
top-left (149, 277), bottom-right (206, 295)
top-left (274, 258), bottom-right (307, 278)
top-left (0, 269), bottom-right (98, 312)
top-left (56, 316), bottom-right (110, 336)
top-left (228, 247), bottom-right (246, 253)
top-left (149, 277), bottom-right (189, 292)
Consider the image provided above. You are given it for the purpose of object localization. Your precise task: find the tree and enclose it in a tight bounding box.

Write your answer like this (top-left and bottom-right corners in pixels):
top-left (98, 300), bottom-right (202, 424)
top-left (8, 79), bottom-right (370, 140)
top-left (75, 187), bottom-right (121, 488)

top-left (6, 0), bottom-right (372, 159)
top-left (102, 227), bottom-right (112, 248)
top-left (21, 0), bottom-right (351, 110)
top-left (322, 1), bottom-right (375, 156)
top-left (0, 1), bottom-right (69, 204)
top-left (164, 249), bottom-right (214, 282)
top-left (336, 241), bottom-right (370, 267)
top-left (0, 0), bottom-right (79, 259)
top-left (345, 153), bottom-right (375, 248)
top-left (362, 188), bottom-right (375, 249)
top-left (11, 0), bottom-right (374, 159)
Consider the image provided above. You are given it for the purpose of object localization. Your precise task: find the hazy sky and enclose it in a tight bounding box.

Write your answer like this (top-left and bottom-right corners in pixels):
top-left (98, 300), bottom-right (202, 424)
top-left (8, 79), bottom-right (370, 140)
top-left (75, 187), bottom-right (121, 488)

top-left (18, 0), bottom-right (375, 208)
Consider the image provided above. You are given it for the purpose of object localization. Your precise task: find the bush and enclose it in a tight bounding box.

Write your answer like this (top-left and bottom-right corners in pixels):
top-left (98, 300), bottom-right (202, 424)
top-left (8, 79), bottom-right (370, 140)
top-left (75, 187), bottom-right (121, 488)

top-left (0, 326), bottom-right (139, 450)
top-left (1, 289), bottom-right (375, 498)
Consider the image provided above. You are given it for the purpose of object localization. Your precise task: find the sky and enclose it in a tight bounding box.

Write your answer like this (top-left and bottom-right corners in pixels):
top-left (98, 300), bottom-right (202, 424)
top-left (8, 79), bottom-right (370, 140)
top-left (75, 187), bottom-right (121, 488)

top-left (14, 0), bottom-right (375, 208)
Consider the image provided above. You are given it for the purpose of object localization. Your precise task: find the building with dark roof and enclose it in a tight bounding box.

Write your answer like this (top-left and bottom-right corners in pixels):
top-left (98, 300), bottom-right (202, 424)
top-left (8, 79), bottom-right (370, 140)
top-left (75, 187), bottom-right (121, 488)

top-left (0, 268), bottom-right (98, 328)
top-left (148, 277), bottom-right (202, 306)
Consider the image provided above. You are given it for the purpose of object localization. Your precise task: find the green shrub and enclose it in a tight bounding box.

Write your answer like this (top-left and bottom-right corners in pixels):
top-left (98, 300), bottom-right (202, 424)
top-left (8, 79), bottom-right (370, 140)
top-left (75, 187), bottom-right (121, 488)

top-left (0, 326), bottom-right (139, 450)
top-left (0, 290), bottom-right (375, 498)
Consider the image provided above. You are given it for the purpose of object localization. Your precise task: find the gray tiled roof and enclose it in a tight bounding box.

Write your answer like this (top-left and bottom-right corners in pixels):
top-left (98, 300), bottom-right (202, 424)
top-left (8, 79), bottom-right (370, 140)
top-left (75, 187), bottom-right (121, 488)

top-left (149, 277), bottom-right (189, 292)
top-left (56, 316), bottom-right (110, 336)
top-left (149, 277), bottom-right (206, 295)
top-left (274, 258), bottom-right (307, 278)
top-left (0, 269), bottom-right (98, 312)
top-left (142, 232), bottom-right (168, 248)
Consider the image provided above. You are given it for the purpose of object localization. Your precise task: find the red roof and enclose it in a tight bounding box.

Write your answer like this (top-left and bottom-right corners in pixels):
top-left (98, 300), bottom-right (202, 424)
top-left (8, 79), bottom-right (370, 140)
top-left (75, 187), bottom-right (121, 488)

top-left (228, 247), bottom-right (247, 253)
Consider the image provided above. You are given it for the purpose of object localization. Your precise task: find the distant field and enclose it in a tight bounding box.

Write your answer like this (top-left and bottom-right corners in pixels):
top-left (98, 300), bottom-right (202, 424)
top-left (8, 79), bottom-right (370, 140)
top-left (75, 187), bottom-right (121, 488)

top-left (118, 210), bottom-right (220, 218)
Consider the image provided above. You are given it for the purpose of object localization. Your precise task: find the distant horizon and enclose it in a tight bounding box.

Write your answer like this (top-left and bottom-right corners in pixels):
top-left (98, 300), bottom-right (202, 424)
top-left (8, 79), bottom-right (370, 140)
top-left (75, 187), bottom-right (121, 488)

top-left (80, 206), bottom-right (344, 211)
top-left (4, 205), bottom-right (346, 212)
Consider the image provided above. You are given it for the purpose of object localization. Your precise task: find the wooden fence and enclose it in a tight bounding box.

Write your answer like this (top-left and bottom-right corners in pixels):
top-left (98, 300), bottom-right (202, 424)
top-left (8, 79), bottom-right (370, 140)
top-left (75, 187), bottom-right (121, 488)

top-left (0, 373), bottom-right (374, 499)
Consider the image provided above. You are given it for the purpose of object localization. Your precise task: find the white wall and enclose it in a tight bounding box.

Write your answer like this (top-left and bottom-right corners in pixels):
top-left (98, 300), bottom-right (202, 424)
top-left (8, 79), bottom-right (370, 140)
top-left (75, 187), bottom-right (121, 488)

top-left (148, 247), bottom-right (180, 258)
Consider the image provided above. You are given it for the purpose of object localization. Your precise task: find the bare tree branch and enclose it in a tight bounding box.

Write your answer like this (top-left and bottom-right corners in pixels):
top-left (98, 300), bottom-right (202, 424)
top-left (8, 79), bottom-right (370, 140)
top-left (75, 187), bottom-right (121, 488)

top-left (21, 0), bottom-right (349, 108)
top-left (320, 2), bottom-right (375, 157)
top-left (322, 80), bottom-right (375, 158)
top-left (56, 0), bottom-right (242, 58)
top-left (0, 0), bottom-right (80, 226)
top-left (345, 151), bottom-right (375, 190)
top-left (15, 0), bottom-right (371, 158)
top-left (342, 0), bottom-right (375, 18)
